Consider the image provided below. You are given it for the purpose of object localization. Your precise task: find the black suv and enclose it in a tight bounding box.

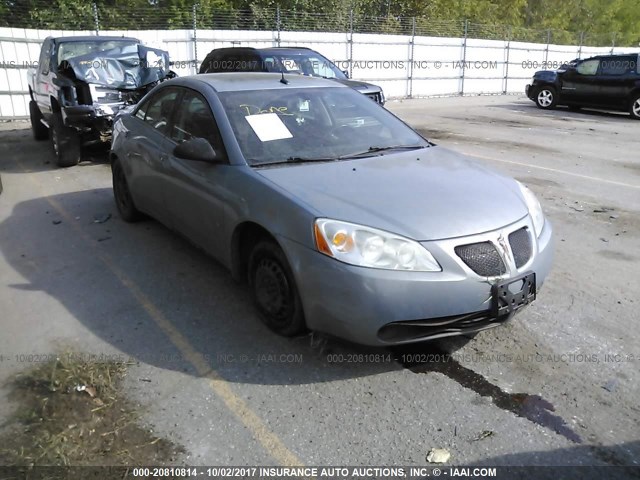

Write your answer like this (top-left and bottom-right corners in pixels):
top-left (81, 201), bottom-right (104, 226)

top-left (525, 53), bottom-right (640, 119)
top-left (199, 47), bottom-right (385, 105)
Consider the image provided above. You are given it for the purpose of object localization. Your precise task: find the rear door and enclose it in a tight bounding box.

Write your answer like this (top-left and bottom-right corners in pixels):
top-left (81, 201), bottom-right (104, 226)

top-left (597, 55), bottom-right (638, 109)
top-left (161, 88), bottom-right (231, 260)
top-left (123, 87), bottom-right (182, 222)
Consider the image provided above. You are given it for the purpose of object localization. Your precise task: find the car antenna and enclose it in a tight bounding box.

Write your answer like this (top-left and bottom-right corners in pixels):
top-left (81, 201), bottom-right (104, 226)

top-left (280, 72), bottom-right (289, 85)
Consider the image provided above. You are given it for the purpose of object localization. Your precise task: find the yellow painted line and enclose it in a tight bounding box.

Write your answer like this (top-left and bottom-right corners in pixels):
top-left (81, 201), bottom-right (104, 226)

top-left (18, 162), bottom-right (303, 467)
top-left (460, 151), bottom-right (640, 190)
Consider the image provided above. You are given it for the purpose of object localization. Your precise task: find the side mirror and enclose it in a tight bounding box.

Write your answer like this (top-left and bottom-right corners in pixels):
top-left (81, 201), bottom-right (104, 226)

top-left (173, 138), bottom-right (222, 163)
top-left (342, 70), bottom-right (350, 79)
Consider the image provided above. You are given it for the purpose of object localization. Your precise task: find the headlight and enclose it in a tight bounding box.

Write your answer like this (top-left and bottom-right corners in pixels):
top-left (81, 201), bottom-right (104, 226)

top-left (517, 181), bottom-right (545, 237)
top-left (314, 219), bottom-right (441, 272)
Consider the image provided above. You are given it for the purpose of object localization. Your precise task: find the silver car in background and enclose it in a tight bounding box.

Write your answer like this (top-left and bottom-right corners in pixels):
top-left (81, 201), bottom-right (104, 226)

top-left (110, 73), bottom-right (553, 346)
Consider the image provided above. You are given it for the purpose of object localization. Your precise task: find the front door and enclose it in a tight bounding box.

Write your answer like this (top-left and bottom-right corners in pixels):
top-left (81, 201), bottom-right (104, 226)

top-left (161, 88), bottom-right (231, 262)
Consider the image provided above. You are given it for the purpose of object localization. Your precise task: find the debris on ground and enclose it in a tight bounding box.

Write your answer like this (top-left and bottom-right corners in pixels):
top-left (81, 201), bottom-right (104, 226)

top-left (472, 430), bottom-right (495, 441)
top-left (569, 206), bottom-right (584, 212)
top-left (52, 220), bottom-right (62, 225)
top-left (93, 213), bottom-right (111, 224)
top-left (593, 207), bottom-right (614, 213)
top-left (602, 379), bottom-right (618, 393)
top-left (426, 448), bottom-right (451, 463)
top-left (0, 351), bottom-right (183, 466)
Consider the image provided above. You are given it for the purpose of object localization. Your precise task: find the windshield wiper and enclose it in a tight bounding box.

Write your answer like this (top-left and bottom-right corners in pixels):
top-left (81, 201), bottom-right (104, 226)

top-left (253, 156), bottom-right (338, 167)
top-left (340, 144), bottom-right (429, 159)
top-left (252, 145), bottom-right (430, 167)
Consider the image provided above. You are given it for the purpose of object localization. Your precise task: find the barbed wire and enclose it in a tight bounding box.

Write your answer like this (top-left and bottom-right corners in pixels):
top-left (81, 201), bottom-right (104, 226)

top-left (0, 2), bottom-right (635, 47)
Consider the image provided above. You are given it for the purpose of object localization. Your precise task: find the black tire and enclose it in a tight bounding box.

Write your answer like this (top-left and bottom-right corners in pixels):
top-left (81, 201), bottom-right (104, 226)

top-left (248, 241), bottom-right (306, 336)
top-left (29, 100), bottom-right (48, 141)
top-left (629, 93), bottom-right (640, 120)
top-left (112, 158), bottom-right (142, 222)
top-left (50, 114), bottom-right (81, 167)
top-left (533, 86), bottom-right (557, 110)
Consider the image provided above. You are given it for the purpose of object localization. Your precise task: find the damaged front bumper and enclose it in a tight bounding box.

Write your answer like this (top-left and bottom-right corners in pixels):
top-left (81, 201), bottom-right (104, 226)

top-left (61, 87), bottom-right (145, 143)
top-left (280, 215), bottom-right (553, 346)
top-left (62, 104), bottom-right (116, 143)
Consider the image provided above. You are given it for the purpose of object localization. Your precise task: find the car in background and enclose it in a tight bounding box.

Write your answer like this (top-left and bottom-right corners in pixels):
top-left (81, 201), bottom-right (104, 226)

top-left (27, 35), bottom-right (175, 167)
top-left (526, 53), bottom-right (640, 119)
top-left (110, 73), bottom-right (553, 346)
top-left (199, 47), bottom-right (385, 105)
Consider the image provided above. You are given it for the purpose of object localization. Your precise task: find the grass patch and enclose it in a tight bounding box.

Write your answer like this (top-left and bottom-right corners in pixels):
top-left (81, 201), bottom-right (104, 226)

top-left (0, 352), bottom-right (183, 466)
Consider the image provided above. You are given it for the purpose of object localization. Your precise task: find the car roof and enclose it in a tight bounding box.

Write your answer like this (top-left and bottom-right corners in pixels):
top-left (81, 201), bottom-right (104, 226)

top-left (171, 72), bottom-right (347, 92)
top-left (206, 46), bottom-right (314, 55)
top-left (585, 53), bottom-right (639, 60)
top-left (49, 35), bottom-right (140, 43)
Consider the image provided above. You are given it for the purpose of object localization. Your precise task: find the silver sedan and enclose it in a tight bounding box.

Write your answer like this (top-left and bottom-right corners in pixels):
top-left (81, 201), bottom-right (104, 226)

top-left (110, 73), bottom-right (553, 345)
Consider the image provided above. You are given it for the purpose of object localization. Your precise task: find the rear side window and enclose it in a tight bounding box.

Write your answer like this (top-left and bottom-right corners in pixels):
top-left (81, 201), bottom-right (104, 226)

top-left (135, 88), bottom-right (180, 135)
top-left (601, 56), bottom-right (637, 75)
top-left (576, 59), bottom-right (599, 76)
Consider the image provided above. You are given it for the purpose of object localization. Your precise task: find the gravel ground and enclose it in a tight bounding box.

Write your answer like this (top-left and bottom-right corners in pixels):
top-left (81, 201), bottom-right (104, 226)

top-left (0, 95), bottom-right (638, 476)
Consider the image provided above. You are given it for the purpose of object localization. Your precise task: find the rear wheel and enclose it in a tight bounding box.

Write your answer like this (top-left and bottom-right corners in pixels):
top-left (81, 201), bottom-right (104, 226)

top-left (534, 86), bottom-right (557, 110)
top-left (50, 113), bottom-right (81, 167)
top-left (630, 94), bottom-right (640, 120)
top-left (29, 101), bottom-right (48, 140)
top-left (248, 241), bottom-right (306, 336)
top-left (112, 158), bottom-right (142, 222)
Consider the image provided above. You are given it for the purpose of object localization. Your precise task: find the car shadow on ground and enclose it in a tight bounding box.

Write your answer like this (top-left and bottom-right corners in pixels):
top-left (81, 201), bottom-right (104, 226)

top-left (2, 186), bottom-right (470, 386)
top-left (0, 128), bottom-right (109, 174)
top-left (494, 100), bottom-right (634, 122)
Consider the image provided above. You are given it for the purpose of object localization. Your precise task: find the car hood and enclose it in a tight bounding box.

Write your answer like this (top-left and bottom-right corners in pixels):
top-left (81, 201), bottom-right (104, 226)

top-left (332, 78), bottom-right (381, 94)
top-left (256, 147), bottom-right (529, 241)
top-left (61, 45), bottom-right (171, 90)
top-left (533, 69), bottom-right (560, 81)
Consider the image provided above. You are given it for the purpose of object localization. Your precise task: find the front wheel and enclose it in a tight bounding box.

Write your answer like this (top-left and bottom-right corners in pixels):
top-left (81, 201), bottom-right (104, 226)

top-left (629, 94), bottom-right (640, 120)
top-left (112, 158), bottom-right (142, 222)
top-left (248, 241), bottom-right (306, 336)
top-left (29, 101), bottom-right (48, 140)
top-left (50, 114), bottom-right (81, 167)
top-left (534, 87), bottom-right (557, 110)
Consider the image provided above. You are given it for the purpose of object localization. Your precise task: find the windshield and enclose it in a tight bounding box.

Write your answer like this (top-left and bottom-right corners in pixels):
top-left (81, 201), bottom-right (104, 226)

top-left (57, 40), bottom-right (139, 63)
top-left (218, 87), bottom-right (428, 166)
top-left (263, 52), bottom-right (346, 79)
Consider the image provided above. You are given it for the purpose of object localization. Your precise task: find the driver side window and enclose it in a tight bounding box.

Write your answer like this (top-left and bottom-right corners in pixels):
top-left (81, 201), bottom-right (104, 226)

top-left (136, 88), bottom-right (180, 135)
top-left (576, 59), bottom-right (599, 76)
top-left (170, 90), bottom-right (226, 158)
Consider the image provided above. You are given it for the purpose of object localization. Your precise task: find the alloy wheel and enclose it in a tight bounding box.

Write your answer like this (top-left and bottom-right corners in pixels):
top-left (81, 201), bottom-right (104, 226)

top-left (537, 89), bottom-right (554, 108)
top-left (633, 98), bottom-right (640, 118)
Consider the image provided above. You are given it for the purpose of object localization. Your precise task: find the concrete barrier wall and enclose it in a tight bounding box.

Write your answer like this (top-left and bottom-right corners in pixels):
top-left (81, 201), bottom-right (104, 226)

top-left (0, 26), bottom-right (636, 119)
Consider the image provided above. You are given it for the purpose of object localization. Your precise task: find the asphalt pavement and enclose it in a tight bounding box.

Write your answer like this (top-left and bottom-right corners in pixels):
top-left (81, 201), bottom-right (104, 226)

top-left (0, 95), bottom-right (638, 474)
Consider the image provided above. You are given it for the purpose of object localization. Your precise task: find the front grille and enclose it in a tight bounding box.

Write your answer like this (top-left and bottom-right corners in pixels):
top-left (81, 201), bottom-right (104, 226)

top-left (509, 228), bottom-right (532, 268)
top-left (365, 92), bottom-right (383, 104)
top-left (455, 242), bottom-right (506, 277)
